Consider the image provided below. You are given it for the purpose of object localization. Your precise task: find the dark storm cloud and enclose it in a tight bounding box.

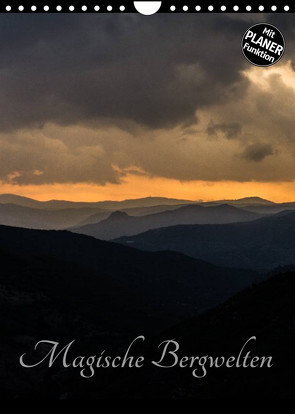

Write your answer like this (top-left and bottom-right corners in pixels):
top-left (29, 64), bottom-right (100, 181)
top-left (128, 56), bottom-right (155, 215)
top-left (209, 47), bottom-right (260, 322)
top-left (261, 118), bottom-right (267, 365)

top-left (0, 13), bottom-right (254, 131)
top-left (240, 143), bottom-right (274, 162)
top-left (0, 13), bottom-right (294, 186)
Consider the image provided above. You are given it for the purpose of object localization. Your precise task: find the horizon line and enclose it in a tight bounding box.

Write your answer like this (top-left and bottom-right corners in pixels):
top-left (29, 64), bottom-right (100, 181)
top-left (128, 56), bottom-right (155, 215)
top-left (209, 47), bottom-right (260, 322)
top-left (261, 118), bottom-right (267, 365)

top-left (0, 193), bottom-right (277, 204)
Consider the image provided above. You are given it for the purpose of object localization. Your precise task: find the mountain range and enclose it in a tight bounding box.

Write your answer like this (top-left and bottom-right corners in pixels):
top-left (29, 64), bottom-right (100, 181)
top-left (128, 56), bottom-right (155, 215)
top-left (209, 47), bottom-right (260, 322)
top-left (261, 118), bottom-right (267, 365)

top-left (201, 196), bottom-right (274, 206)
top-left (1, 222), bottom-right (293, 398)
top-left (2, 194), bottom-right (295, 233)
top-left (116, 210), bottom-right (295, 271)
top-left (0, 195), bottom-right (267, 233)
top-left (0, 223), bottom-right (260, 398)
top-left (202, 196), bottom-right (295, 214)
top-left (0, 194), bottom-right (195, 210)
top-left (0, 224), bottom-right (259, 327)
top-left (72, 204), bottom-right (261, 240)
top-left (1, 194), bottom-right (294, 398)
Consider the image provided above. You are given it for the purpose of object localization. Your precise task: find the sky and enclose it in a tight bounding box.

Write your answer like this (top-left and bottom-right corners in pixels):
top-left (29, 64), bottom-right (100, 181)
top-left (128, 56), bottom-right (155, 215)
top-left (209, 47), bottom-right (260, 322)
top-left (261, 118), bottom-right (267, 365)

top-left (1, 13), bottom-right (295, 202)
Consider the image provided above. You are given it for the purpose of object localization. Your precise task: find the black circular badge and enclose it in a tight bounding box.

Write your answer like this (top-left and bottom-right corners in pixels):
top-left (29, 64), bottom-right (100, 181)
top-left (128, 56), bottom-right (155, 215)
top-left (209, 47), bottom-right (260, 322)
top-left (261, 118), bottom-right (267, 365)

top-left (241, 23), bottom-right (285, 67)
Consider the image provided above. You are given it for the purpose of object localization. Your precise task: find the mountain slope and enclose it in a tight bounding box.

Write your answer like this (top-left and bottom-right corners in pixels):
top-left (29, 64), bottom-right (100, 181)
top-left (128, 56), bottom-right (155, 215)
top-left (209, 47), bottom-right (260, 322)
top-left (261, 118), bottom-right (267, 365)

top-left (72, 204), bottom-right (261, 240)
top-left (0, 203), bottom-right (102, 229)
top-left (1, 229), bottom-right (291, 398)
top-left (0, 224), bottom-right (259, 398)
top-left (106, 270), bottom-right (295, 399)
top-left (0, 224), bottom-right (260, 324)
top-left (116, 211), bottom-right (295, 270)
top-left (77, 203), bottom-right (192, 226)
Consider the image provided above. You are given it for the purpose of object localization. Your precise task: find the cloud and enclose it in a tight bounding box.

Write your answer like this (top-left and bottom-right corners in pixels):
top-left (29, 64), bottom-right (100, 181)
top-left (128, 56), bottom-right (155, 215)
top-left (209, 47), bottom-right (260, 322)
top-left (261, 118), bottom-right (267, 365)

top-left (206, 121), bottom-right (242, 139)
top-left (0, 13), bottom-right (253, 132)
top-left (240, 143), bottom-right (274, 162)
top-left (0, 126), bottom-right (122, 185)
top-left (0, 14), bottom-right (294, 186)
top-left (1, 62), bottom-right (295, 185)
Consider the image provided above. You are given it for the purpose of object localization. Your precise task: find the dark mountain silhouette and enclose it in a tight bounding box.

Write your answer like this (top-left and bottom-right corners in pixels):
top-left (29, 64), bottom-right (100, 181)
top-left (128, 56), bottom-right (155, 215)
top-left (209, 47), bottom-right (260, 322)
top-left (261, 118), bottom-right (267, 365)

top-left (0, 194), bottom-right (195, 211)
top-left (0, 203), bottom-right (103, 229)
top-left (72, 204), bottom-right (261, 240)
top-left (0, 224), bottom-right (260, 398)
top-left (116, 210), bottom-right (295, 271)
top-left (104, 270), bottom-right (295, 399)
top-left (0, 225), bottom-right (258, 317)
top-left (0, 225), bottom-right (292, 398)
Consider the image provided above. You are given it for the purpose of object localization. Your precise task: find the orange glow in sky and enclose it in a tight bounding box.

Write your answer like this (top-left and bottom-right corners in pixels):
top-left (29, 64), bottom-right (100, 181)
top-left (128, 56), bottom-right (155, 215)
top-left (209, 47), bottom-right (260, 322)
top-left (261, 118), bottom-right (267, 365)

top-left (1, 174), bottom-right (295, 203)
top-left (1, 64), bottom-right (295, 204)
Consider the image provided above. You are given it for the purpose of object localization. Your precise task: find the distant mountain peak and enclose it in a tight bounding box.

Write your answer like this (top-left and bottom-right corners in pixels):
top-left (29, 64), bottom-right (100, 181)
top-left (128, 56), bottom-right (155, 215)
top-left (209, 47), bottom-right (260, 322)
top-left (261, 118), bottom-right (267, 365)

top-left (0, 193), bottom-right (33, 201)
top-left (107, 211), bottom-right (129, 220)
top-left (237, 196), bottom-right (274, 204)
